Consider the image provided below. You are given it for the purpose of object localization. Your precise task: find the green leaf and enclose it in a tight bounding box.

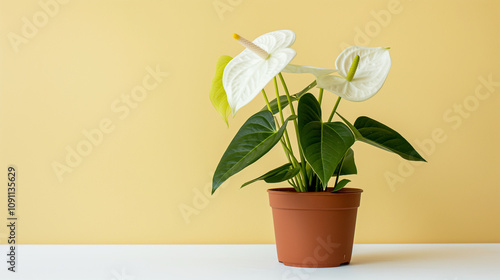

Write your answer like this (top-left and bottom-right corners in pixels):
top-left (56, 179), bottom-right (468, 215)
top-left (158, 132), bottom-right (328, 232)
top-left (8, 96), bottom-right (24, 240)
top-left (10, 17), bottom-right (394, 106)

top-left (298, 94), bottom-right (355, 186)
top-left (331, 179), bottom-right (351, 192)
top-left (261, 95), bottom-right (297, 114)
top-left (300, 121), bottom-right (355, 186)
top-left (297, 93), bottom-right (322, 132)
top-left (333, 148), bottom-right (357, 176)
top-left (354, 116), bottom-right (426, 162)
top-left (209, 55), bottom-right (232, 126)
top-left (241, 163), bottom-right (300, 188)
top-left (212, 111), bottom-right (296, 194)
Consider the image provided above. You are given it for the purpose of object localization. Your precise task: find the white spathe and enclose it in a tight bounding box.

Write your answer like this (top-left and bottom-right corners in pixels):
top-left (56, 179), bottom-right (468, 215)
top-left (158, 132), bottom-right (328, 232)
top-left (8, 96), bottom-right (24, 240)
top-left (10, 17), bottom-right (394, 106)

top-left (223, 30), bottom-right (296, 114)
top-left (317, 46), bottom-right (391, 101)
top-left (282, 64), bottom-right (337, 76)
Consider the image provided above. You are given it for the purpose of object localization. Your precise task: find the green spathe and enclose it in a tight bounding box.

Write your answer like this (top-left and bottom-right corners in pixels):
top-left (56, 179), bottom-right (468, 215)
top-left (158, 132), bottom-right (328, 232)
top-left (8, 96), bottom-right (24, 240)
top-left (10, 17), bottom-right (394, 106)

top-left (209, 55), bottom-right (233, 126)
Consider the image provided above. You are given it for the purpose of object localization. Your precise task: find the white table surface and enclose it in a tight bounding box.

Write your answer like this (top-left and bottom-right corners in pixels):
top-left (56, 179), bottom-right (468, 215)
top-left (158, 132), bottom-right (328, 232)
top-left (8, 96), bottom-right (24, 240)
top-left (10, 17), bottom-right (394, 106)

top-left (0, 244), bottom-right (499, 280)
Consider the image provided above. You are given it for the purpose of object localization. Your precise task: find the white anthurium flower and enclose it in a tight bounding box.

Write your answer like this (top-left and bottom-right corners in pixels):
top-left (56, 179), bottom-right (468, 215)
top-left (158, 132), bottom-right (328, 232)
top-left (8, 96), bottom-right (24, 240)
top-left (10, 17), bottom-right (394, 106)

top-left (282, 64), bottom-right (337, 77)
top-left (316, 46), bottom-right (391, 102)
top-left (223, 30), bottom-right (297, 114)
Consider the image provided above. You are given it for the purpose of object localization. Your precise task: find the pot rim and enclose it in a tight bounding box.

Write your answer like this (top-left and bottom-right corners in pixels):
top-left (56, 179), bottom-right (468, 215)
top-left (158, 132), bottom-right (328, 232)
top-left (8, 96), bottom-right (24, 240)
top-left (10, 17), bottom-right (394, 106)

top-left (267, 187), bottom-right (363, 195)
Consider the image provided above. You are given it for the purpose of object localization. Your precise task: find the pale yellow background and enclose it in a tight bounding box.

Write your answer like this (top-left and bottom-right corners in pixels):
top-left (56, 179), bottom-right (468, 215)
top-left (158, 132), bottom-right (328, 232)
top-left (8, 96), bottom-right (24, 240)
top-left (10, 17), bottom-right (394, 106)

top-left (0, 0), bottom-right (499, 244)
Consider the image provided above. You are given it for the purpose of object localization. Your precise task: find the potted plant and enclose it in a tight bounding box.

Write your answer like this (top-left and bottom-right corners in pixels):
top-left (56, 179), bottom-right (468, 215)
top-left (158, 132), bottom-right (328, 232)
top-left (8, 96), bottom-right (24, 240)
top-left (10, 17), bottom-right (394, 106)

top-left (209, 30), bottom-right (426, 267)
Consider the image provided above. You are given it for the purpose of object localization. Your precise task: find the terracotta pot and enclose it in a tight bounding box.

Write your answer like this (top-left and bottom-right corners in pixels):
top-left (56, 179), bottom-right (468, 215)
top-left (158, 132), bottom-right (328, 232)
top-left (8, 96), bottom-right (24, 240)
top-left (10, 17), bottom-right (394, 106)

top-left (268, 187), bottom-right (363, 267)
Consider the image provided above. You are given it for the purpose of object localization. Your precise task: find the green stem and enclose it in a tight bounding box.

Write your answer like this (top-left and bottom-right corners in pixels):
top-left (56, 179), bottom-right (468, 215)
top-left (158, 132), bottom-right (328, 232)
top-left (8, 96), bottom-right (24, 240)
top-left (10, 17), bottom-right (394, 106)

top-left (333, 154), bottom-right (347, 191)
top-left (279, 140), bottom-right (300, 192)
top-left (264, 89), bottom-right (302, 190)
top-left (274, 77), bottom-right (296, 163)
top-left (281, 142), bottom-right (301, 168)
top-left (295, 80), bottom-right (317, 98)
top-left (274, 77), bottom-right (283, 118)
top-left (306, 164), bottom-right (313, 186)
top-left (279, 73), bottom-right (307, 192)
top-left (280, 139), bottom-right (305, 189)
top-left (261, 89), bottom-right (272, 112)
top-left (318, 88), bottom-right (324, 105)
top-left (278, 74), bottom-right (297, 119)
top-left (316, 176), bottom-right (321, 192)
top-left (273, 77), bottom-right (304, 190)
top-left (277, 125), bottom-right (292, 163)
top-left (328, 96), bottom-right (342, 122)
top-left (279, 141), bottom-right (291, 161)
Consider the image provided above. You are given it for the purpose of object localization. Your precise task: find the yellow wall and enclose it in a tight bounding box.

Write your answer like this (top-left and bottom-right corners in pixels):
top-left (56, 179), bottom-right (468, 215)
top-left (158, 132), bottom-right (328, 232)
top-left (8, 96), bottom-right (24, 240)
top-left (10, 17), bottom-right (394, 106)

top-left (0, 0), bottom-right (499, 244)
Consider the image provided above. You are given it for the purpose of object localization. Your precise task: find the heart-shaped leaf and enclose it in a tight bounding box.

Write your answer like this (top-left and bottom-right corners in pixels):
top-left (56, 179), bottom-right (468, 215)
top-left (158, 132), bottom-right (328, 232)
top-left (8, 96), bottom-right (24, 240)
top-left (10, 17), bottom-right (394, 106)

top-left (298, 94), bottom-right (355, 186)
top-left (212, 111), bottom-right (296, 193)
top-left (241, 163), bottom-right (300, 188)
top-left (297, 93), bottom-right (322, 132)
top-left (333, 148), bottom-right (357, 176)
top-left (300, 121), bottom-right (355, 186)
top-left (209, 55), bottom-right (233, 126)
top-left (354, 116), bottom-right (426, 162)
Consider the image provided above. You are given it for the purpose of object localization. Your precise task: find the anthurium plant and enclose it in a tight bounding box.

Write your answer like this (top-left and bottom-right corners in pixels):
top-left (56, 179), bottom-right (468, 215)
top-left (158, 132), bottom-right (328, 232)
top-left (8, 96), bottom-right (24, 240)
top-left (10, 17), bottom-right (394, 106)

top-left (209, 30), bottom-right (425, 194)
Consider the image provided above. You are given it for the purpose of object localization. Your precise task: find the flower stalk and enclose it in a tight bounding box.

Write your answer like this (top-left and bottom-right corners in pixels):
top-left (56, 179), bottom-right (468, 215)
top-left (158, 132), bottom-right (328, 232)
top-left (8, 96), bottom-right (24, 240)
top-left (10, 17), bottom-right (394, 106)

top-left (278, 73), bottom-right (308, 191)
